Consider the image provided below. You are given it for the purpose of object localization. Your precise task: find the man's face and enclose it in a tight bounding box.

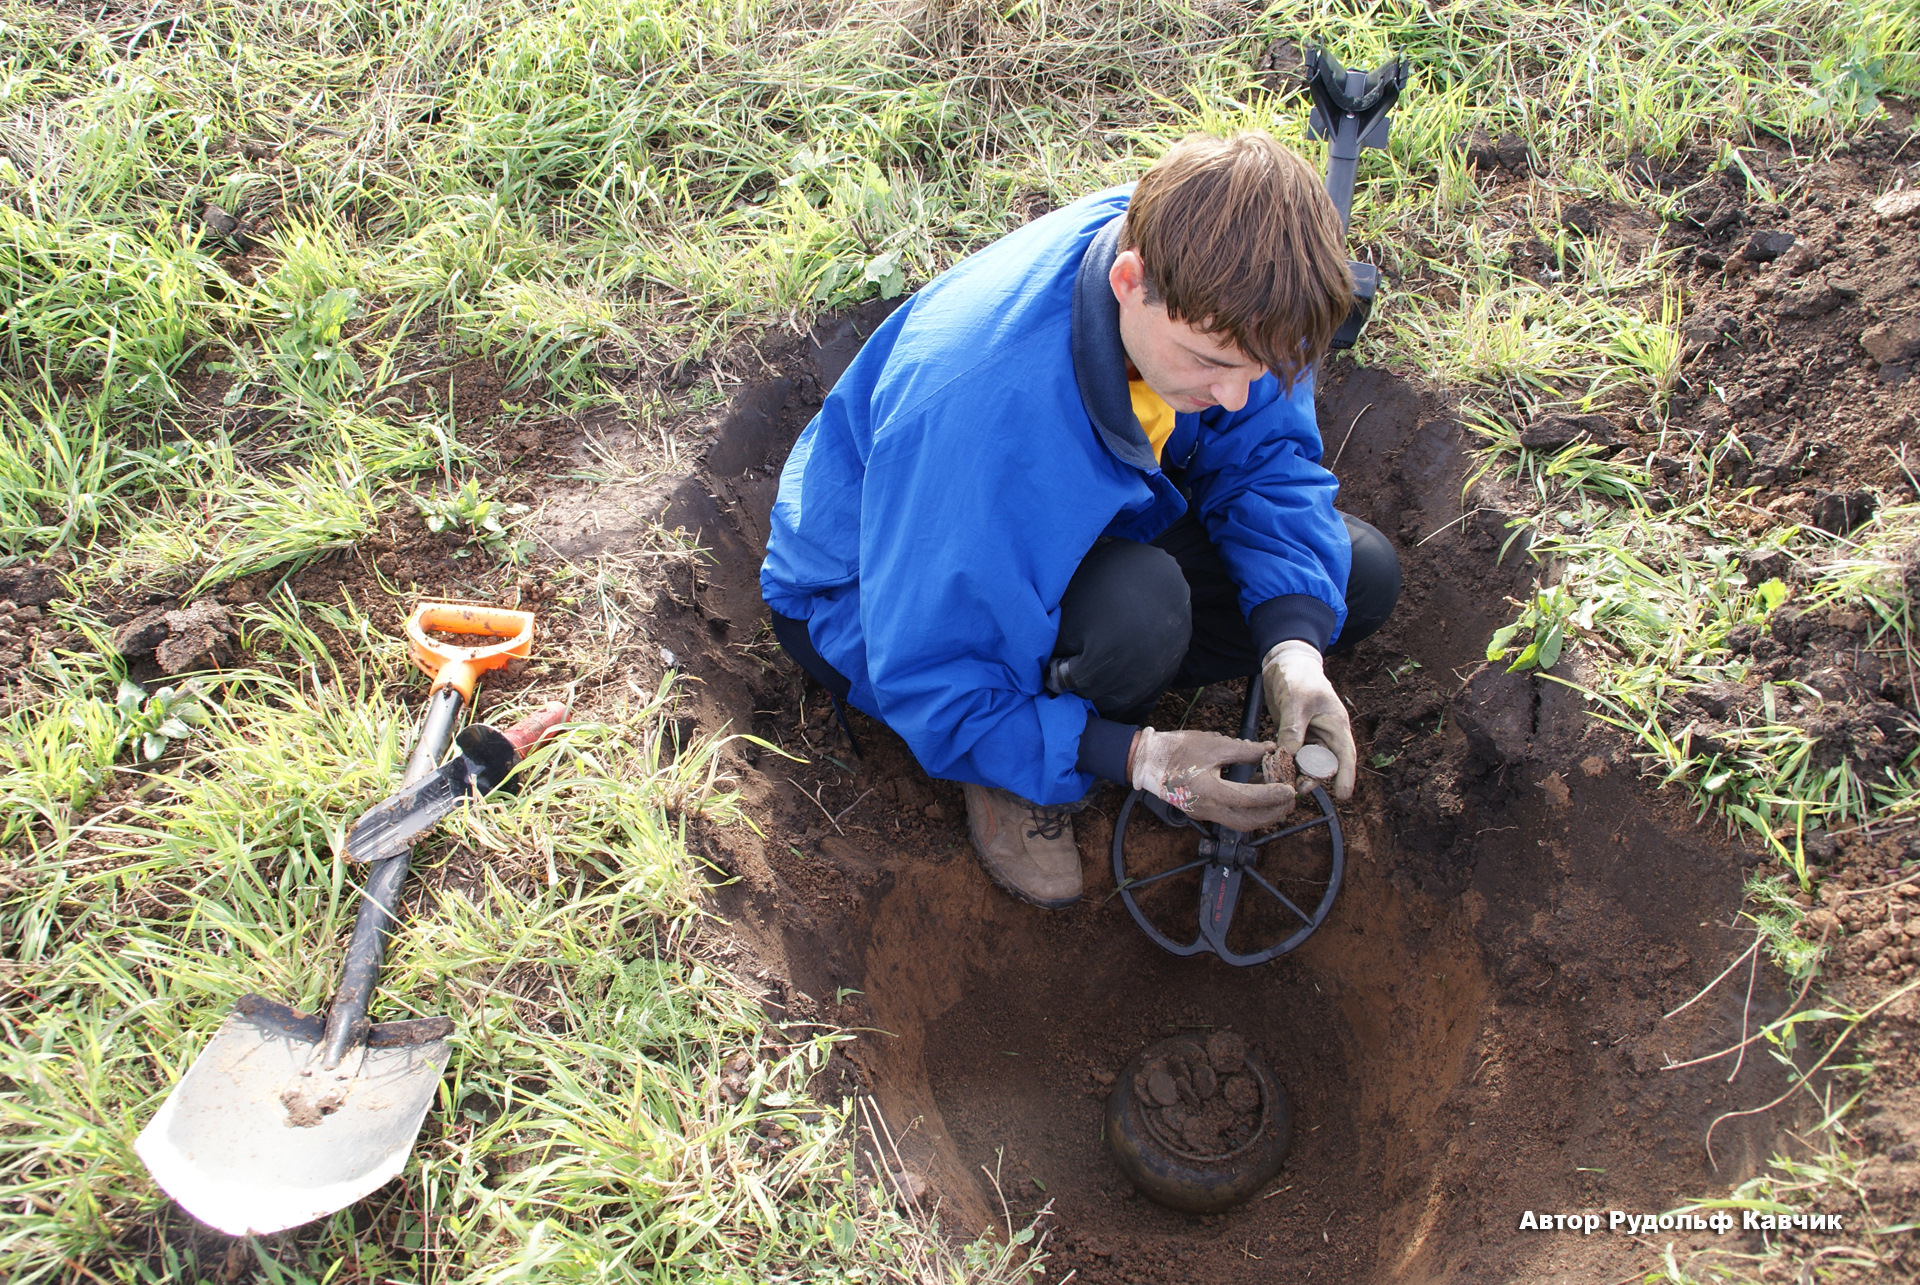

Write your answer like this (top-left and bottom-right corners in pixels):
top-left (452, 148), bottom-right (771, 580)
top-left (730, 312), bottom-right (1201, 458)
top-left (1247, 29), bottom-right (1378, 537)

top-left (1109, 248), bottom-right (1267, 414)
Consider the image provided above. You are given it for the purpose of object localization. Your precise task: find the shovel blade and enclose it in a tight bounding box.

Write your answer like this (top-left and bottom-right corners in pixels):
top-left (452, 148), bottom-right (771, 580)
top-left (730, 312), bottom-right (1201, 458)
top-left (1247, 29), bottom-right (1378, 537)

top-left (135, 996), bottom-right (450, 1236)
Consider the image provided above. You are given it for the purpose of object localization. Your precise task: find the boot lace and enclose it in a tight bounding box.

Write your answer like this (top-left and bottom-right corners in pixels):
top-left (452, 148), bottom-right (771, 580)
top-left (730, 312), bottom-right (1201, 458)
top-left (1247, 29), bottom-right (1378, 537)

top-left (1025, 810), bottom-right (1071, 841)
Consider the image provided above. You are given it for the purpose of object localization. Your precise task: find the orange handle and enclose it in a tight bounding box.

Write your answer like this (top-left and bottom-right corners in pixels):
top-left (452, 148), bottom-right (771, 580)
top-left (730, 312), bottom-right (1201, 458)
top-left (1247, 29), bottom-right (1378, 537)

top-left (405, 602), bottom-right (536, 700)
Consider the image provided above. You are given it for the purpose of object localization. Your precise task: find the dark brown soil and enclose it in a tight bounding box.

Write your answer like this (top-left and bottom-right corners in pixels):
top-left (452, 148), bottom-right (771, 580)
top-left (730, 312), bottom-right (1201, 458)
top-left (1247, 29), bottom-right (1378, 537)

top-left (1644, 124), bottom-right (1920, 830)
top-left (648, 129), bottom-right (1920, 1277)
top-left (1570, 124), bottom-right (1920, 1260)
top-left (624, 344), bottom-right (1801, 1283)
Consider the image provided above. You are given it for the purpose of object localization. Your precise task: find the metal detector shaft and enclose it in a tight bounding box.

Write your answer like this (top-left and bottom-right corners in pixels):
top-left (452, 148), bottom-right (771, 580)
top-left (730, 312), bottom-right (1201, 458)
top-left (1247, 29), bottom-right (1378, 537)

top-left (1306, 48), bottom-right (1407, 350)
top-left (1322, 88), bottom-right (1363, 235)
top-left (1226, 679), bottom-right (1262, 785)
top-left (1305, 50), bottom-right (1406, 233)
top-left (318, 684), bottom-right (464, 1069)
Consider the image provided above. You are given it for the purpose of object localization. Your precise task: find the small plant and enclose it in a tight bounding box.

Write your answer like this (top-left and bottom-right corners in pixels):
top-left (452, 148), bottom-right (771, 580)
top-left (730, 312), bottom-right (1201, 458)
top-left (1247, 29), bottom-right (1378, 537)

top-left (1487, 583), bottom-right (1590, 673)
top-left (1807, 43), bottom-right (1892, 122)
top-left (807, 248), bottom-right (907, 307)
top-left (776, 153), bottom-right (912, 307)
top-left (113, 678), bottom-right (211, 762)
top-left (412, 479), bottom-right (532, 563)
top-left (1752, 576), bottom-right (1789, 615)
top-left (270, 288), bottom-right (366, 395)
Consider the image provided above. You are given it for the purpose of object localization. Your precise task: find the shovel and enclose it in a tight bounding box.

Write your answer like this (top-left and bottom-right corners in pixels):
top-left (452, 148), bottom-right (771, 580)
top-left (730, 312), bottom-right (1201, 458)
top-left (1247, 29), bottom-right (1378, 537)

top-left (136, 602), bottom-right (560, 1236)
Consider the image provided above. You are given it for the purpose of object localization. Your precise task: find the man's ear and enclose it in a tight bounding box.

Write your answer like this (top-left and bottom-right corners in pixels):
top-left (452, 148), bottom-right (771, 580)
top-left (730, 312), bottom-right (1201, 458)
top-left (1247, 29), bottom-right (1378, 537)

top-left (1109, 248), bottom-right (1147, 309)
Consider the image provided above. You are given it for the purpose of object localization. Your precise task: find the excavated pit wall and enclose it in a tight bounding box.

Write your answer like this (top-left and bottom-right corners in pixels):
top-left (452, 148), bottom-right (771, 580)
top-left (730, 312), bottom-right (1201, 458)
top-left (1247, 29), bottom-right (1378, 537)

top-left (546, 310), bottom-right (1798, 1283)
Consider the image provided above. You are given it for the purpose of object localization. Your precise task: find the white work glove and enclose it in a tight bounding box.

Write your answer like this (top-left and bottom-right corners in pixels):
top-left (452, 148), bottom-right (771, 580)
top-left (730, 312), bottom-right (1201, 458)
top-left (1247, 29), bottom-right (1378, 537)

top-left (1129, 727), bottom-right (1296, 831)
top-left (1260, 640), bottom-right (1356, 800)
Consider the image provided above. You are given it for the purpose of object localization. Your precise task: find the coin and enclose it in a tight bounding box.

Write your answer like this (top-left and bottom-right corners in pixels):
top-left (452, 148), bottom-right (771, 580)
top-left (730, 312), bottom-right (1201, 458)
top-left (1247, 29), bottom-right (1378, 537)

top-left (1294, 743), bottom-right (1339, 781)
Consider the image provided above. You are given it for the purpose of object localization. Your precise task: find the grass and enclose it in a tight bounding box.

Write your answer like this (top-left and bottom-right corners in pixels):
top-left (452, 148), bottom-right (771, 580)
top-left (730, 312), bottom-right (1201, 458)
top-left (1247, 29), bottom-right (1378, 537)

top-left (1508, 501), bottom-right (1918, 869)
top-left (3, 600), bottom-right (1046, 1282)
top-left (2, 0), bottom-right (1918, 1280)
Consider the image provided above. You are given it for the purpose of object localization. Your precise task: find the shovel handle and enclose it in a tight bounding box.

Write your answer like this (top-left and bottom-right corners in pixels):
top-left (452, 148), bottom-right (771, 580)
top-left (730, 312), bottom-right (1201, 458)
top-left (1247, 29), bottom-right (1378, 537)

top-left (321, 613), bottom-right (557, 1070)
top-left (501, 701), bottom-right (568, 754)
top-left (405, 602), bottom-right (535, 701)
top-left (319, 683), bottom-right (468, 1070)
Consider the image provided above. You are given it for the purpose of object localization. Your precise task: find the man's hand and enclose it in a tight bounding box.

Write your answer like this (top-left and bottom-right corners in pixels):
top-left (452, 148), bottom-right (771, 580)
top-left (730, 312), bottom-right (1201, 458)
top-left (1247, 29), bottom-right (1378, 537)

top-left (1129, 727), bottom-right (1296, 830)
top-left (1260, 640), bottom-right (1356, 799)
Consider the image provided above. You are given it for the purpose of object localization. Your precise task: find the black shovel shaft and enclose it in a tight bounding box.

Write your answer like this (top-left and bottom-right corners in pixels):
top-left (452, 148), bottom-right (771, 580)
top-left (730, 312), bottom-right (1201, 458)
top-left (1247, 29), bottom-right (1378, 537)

top-left (320, 684), bottom-right (465, 1069)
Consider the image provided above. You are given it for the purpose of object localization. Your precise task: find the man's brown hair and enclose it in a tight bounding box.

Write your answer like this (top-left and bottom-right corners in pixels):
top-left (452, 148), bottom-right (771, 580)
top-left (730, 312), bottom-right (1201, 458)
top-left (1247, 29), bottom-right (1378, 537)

top-left (1119, 131), bottom-right (1353, 391)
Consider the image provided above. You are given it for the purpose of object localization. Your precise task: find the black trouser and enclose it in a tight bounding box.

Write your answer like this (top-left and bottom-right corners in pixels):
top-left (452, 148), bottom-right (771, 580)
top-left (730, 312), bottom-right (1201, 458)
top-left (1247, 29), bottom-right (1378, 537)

top-left (1047, 509), bottom-right (1400, 723)
top-left (770, 509), bottom-right (1400, 726)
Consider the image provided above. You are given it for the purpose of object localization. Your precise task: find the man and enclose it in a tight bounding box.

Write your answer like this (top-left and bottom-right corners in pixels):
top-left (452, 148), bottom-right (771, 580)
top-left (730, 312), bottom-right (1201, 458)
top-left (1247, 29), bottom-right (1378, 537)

top-left (760, 132), bottom-right (1401, 908)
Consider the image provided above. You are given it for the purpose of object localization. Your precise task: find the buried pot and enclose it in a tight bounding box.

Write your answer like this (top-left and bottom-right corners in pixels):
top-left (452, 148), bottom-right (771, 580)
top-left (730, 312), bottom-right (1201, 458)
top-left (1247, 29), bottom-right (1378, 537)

top-left (1105, 1033), bottom-right (1291, 1213)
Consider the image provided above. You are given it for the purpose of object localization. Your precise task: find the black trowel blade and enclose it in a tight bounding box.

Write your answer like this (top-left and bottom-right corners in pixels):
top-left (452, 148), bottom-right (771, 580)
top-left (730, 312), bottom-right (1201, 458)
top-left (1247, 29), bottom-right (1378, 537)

top-left (344, 760), bottom-right (471, 863)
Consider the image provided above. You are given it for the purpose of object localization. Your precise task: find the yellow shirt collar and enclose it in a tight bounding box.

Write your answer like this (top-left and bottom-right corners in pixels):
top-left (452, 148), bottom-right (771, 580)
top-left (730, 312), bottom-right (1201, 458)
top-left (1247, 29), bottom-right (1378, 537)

top-left (1128, 380), bottom-right (1177, 462)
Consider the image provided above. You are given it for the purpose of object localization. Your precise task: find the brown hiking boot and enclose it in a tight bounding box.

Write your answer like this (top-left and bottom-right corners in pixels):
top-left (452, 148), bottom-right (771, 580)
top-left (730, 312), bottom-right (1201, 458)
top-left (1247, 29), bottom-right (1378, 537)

top-left (962, 783), bottom-right (1083, 908)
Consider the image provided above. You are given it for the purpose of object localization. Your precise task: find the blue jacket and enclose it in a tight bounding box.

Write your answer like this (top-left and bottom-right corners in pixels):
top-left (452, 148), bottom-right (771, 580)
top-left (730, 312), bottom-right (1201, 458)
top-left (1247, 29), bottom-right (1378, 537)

top-left (761, 186), bottom-right (1350, 805)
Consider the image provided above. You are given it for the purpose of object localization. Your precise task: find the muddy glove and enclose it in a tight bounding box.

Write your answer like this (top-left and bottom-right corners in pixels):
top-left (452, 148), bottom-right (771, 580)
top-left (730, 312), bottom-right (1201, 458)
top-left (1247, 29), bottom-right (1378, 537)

top-left (1129, 728), bottom-right (1297, 830)
top-left (1261, 640), bottom-right (1356, 800)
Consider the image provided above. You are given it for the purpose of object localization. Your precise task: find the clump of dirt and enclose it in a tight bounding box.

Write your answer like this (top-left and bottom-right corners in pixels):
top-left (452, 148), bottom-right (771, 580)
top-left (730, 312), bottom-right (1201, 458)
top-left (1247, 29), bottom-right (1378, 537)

top-left (1260, 745), bottom-right (1296, 786)
top-left (0, 561), bottom-right (64, 607)
top-left (1732, 600), bottom-right (1919, 805)
top-left (1131, 1034), bottom-right (1264, 1159)
top-left (0, 596), bottom-right (80, 684)
top-left (112, 599), bottom-right (236, 674)
top-left (1832, 859), bottom-right (1920, 979)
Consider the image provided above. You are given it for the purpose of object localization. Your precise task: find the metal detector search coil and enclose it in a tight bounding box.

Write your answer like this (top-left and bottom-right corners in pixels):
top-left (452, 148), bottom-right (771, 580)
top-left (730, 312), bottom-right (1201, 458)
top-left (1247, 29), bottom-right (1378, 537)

top-left (1111, 678), bottom-right (1344, 966)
